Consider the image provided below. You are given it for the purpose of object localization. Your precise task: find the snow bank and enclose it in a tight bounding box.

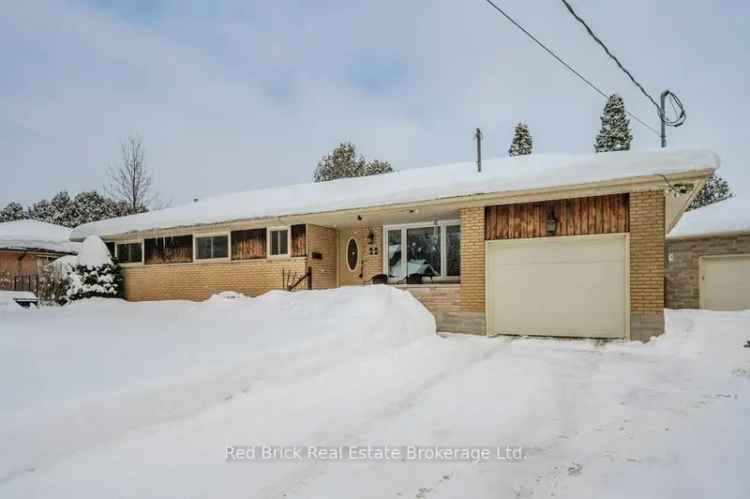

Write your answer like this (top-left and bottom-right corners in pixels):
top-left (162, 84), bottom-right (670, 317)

top-left (0, 286), bottom-right (435, 482)
top-left (71, 149), bottom-right (718, 239)
top-left (0, 290), bottom-right (36, 308)
top-left (668, 195), bottom-right (750, 239)
top-left (0, 220), bottom-right (80, 253)
top-left (76, 235), bottom-right (113, 267)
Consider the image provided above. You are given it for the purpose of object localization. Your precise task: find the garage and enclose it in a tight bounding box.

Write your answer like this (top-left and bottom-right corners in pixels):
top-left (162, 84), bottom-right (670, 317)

top-left (700, 255), bottom-right (750, 311)
top-left (486, 234), bottom-right (628, 339)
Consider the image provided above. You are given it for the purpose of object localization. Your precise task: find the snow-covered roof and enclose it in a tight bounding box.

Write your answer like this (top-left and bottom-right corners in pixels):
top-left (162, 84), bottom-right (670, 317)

top-left (0, 220), bottom-right (80, 254)
top-left (71, 149), bottom-right (718, 240)
top-left (668, 196), bottom-right (750, 239)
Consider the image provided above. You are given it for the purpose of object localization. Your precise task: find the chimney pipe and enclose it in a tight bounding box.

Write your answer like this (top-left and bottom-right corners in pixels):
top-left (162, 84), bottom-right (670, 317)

top-left (475, 128), bottom-right (483, 173)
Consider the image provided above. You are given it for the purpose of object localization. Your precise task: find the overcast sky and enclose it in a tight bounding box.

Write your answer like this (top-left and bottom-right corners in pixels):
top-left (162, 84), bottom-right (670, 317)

top-left (2, 0), bottom-right (748, 207)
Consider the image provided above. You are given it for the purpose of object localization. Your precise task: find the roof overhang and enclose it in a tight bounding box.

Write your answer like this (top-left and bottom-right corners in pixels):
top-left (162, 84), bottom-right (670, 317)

top-left (95, 169), bottom-right (715, 241)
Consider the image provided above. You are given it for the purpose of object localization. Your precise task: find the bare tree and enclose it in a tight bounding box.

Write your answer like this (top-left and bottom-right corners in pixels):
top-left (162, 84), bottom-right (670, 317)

top-left (108, 135), bottom-right (154, 214)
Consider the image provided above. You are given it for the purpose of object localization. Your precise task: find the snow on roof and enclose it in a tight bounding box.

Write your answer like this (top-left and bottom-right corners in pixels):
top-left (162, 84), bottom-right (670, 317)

top-left (71, 148), bottom-right (718, 240)
top-left (668, 196), bottom-right (750, 239)
top-left (0, 220), bottom-right (80, 254)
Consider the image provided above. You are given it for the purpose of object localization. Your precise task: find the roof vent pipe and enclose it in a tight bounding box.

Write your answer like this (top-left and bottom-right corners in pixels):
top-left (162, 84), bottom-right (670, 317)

top-left (474, 128), bottom-right (483, 173)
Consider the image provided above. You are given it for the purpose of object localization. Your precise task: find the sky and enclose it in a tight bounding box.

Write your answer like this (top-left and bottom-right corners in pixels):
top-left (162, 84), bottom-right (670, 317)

top-left (2, 0), bottom-right (748, 208)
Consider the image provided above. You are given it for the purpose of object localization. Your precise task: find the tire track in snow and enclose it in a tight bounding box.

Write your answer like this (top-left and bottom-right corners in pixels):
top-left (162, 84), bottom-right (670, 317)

top-left (255, 337), bottom-right (514, 499)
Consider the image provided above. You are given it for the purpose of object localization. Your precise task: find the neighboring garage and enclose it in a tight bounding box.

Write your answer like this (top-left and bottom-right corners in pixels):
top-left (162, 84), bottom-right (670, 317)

top-left (666, 197), bottom-right (750, 311)
top-left (486, 234), bottom-right (628, 338)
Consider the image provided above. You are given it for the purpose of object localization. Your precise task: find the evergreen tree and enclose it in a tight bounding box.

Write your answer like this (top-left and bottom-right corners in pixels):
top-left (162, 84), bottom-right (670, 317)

top-left (314, 142), bottom-right (394, 182)
top-left (49, 191), bottom-right (73, 226)
top-left (24, 190), bottom-right (130, 227)
top-left (28, 199), bottom-right (54, 222)
top-left (67, 236), bottom-right (123, 302)
top-left (595, 94), bottom-right (633, 152)
top-left (688, 174), bottom-right (733, 210)
top-left (0, 202), bottom-right (27, 222)
top-left (508, 123), bottom-right (533, 156)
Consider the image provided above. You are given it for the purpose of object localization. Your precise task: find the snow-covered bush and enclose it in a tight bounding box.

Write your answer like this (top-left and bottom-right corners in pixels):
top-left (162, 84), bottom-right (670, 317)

top-left (67, 236), bottom-right (123, 302)
top-left (36, 255), bottom-right (77, 305)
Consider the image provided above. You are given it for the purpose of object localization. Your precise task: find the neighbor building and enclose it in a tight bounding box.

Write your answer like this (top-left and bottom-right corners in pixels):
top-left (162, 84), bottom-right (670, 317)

top-left (71, 149), bottom-right (717, 341)
top-left (0, 220), bottom-right (81, 293)
top-left (666, 196), bottom-right (750, 311)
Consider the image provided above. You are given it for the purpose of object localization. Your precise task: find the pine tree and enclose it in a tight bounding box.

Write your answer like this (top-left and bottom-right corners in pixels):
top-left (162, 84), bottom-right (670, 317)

top-left (508, 123), bottom-right (533, 156)
top-left (595, 94), bottom-right (633, 153)
top-left (0, 202), bottom-right (27, 222)
top-left (688, 174), bottom-right (733, 210)
top-left (314, 142), bottom-right (394, 182)
top-left (49, 191), bottom-right (73, 226)
top-left (25, 190), bottom-right (130, 227)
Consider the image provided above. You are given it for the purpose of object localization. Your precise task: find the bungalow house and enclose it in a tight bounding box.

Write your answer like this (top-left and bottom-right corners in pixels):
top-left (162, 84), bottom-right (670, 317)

top-left (0, 220), bottom-right (81, 292)
top-left (666, 196), bottom-right (750, 310)
top-left (70, 149), bottom-right (717, 341)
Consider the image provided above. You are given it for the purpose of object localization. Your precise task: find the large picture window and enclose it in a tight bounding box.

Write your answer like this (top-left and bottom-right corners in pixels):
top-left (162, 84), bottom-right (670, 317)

top-left (116, 242), bottom-right (142, 264)
top-left (195, 235), bottom-right (229, 260)
top-left (384, 221), bottom-right (460, 282)
top-left (144, 235), bottom-right (193, 264)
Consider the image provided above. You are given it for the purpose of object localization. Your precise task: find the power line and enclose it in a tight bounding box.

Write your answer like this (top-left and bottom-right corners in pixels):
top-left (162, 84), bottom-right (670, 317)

top-left (559, 0), bottom-right (659, 110)
top-left (482, 0), bottom-right (660, 136)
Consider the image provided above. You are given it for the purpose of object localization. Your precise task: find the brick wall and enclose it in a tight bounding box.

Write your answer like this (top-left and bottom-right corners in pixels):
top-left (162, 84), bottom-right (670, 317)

top-left (122, 257), bottom-right (307, 301)
top-left (666, 234), bottom-right (750, 309)
top-left (457, 207), bottom-right (487, 333)
top-left (459, 207), bottom-right (485, 312)
top-left (629, 191), bottom-right (665, 341)
top-left (399, 284), bottom-right (485, 334)
top-left (306, 224), bottom-right (337, 289)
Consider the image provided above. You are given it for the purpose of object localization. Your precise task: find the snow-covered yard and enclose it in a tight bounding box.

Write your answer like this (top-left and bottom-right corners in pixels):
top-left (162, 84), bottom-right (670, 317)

top-left (1, 287), bottom-right (747, 498)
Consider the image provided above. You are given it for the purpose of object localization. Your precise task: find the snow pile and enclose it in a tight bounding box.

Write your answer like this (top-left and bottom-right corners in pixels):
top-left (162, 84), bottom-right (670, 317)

top-left (66, 235), bottom-right (121, 301)
top-left (668, 195), bottom-right (750, 238)
top-left (0, 290), bottom-right (36, 308)
top-left (71, 149), bottom-right (718, 239)
top-left (0, 286), bottom-right (434, 486)
top-left (0, 220), bottom-right (80, 253)
top-left (0, 292), bottom-right (748, 498)
top-left (76, 235), bottom-right (113, 267)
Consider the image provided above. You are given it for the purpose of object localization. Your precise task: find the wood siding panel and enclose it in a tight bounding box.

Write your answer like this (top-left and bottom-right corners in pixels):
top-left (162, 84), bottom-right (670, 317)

top-left (231, 228), bottom-right (266, 260)
top-left (291, 224), bottom-right (306, 257)
top-left (484, 194), bottom-right (630, 241)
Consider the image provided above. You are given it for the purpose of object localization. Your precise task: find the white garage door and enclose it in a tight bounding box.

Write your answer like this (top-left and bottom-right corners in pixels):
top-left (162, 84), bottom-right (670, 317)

top-left (700, 255), bottom-right (750, 311)
top-left (486, 234), bottom-right (628, 338)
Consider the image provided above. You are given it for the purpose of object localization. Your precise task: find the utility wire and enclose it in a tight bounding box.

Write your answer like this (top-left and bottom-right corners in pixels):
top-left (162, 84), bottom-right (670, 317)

top-left (559, 0), bottom-right (659, 110)
top-left (482, 0), bottom-right (660, 136)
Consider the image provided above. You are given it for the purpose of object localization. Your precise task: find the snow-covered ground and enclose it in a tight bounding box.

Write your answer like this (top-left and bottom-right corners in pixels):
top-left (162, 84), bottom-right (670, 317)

top-left (1, 287), bottom-right (747, 498)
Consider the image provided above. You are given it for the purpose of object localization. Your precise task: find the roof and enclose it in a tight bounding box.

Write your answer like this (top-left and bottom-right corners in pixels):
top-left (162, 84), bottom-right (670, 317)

top-left (0, 220), bottom-right (81, 254)
top-left (668, 196), bottom-right (750, 239)
top-left (70, 148), bottom-right (719, 240)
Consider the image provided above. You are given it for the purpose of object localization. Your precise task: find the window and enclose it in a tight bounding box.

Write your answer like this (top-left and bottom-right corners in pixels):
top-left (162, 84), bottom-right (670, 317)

top-left (384, 221), bottom-right (460, 282)
top-left (105, 241), bottom-right (116, 257)
top-left (346, 238), bottom-right (359, 271)
top-left (268, 227), bottom-right (290, 257)
top-left (116, 242), bottom-right (142, 264)
top-left (195, 235), bottom-right (229, 260)
top-left (144, 235), bottom-right (193, 264)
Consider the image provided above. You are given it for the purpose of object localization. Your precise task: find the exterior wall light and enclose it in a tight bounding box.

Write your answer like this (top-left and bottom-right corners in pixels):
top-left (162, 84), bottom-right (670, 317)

top-left (545, 210), bottom-right (558, 236)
